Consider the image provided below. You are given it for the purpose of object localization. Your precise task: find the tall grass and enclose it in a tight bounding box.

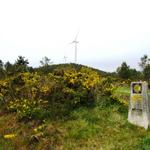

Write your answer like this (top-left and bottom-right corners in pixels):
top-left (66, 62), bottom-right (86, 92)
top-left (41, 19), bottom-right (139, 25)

top-left (0, 96), bottom-right (150, 149)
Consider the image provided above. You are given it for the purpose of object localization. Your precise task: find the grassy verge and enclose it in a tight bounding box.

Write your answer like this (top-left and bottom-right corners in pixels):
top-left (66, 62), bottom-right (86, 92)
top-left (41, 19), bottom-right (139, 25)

top-left (116, 86), bottom-right (150, 98)
top-left (115, 86), bottom-right (130, 95)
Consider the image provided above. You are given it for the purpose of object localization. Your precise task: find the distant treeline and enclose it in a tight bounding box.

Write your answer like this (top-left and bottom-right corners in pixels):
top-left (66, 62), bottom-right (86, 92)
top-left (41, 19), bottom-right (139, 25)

top-left (116, 55), bottom-right (150, 83)
top-left (0, 56), bottom-right (112, 79)
top-left (0, 55), bottom-right (150, 83)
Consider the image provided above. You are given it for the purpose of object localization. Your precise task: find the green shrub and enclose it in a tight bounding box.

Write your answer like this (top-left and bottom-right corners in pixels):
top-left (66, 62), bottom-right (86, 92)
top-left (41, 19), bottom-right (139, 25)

top-left (0, 135), bottom-right (15, 150)
top-left (142, 136), bottom-right (150, 150)
top-left (1, 67), bottom-right (116, 120)
top-left (8, 99), bottom-right (49, 120)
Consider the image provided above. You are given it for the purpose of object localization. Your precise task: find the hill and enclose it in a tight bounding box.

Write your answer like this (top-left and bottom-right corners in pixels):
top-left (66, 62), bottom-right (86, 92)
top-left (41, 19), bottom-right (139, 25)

top-left (0, 64), bottom-right (150, 149)
top-left (34, 63), bottom-right (114, 77)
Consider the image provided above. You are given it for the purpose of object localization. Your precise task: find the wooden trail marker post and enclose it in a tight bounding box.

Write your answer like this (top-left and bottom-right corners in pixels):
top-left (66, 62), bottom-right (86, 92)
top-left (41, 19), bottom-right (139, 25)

top-left (128, 82), bottom-right (150, 129)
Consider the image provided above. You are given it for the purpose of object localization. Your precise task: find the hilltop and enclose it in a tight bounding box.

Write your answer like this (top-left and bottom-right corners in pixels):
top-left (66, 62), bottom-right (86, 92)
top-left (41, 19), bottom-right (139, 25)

top-left (34, 63), bottom-right (113, 76)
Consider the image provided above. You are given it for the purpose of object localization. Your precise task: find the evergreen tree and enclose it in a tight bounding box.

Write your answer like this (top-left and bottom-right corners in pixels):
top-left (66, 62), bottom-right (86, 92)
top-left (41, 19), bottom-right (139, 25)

top-left (15, 56), bottom-right (29, 72)
top-left (139, 54), bottom-right (150, 70)
top-left (143, 64), bottom-right (150, 81)
top-left (117, 62), bottom-right (130, 79)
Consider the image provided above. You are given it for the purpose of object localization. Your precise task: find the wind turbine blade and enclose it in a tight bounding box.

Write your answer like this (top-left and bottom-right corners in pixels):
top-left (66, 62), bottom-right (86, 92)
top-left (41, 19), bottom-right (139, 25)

top-left (75, 30), bottom-right (79, 41)
top-left (69, 41), bottom-right (74, 44)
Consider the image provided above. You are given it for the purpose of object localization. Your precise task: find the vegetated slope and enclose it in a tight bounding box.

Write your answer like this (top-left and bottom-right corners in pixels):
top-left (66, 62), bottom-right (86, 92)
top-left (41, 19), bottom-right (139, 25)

top-left (0, 99), bottom-right (150, 150)
top-left (0, 64), bottom-right (149, 150)
top-left (34, 63), bottom-right (114, 77)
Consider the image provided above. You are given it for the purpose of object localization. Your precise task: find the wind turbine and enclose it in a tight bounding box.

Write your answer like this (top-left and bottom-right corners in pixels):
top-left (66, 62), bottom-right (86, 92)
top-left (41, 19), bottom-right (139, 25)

top-left (63, 56), bottom-right (68, 63)
top-left (70, 32), bottom-right (79, 63)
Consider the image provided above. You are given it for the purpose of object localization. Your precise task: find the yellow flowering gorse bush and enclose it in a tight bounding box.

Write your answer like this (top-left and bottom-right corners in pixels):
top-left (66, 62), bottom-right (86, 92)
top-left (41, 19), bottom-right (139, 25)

top-left (0, 66), bottom-right (116, 120)
top-left (4, 134), bottom-right (16, 139)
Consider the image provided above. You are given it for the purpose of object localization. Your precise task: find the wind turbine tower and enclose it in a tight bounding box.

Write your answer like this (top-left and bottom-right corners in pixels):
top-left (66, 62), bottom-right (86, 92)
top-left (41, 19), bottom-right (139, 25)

top-left (71, 32), bottom-right (79, 63)
top-left (63, 56), bottom-right (68, 63)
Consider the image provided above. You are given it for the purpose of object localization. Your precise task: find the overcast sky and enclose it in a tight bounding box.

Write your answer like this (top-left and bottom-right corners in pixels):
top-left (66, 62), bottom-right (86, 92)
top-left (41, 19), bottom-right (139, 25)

top-left (0, 0), bottom-right (150, 72)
